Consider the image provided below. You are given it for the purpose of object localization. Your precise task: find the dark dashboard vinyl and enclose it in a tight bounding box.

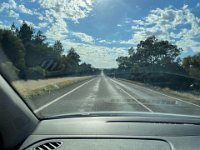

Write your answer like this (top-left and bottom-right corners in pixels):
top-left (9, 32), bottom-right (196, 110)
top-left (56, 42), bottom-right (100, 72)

top-left (20, 117), bottom-right (200, 150)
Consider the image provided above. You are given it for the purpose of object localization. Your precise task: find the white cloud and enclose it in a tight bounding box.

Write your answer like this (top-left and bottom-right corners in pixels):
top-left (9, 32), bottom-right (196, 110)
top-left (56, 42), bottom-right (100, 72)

top-left (182, 4), bottom-right (188, 9)
top-left (38, 0), bottom-right (94, 22)
top-left (45, 18), bottom-right (68, 41)
top-left (0, 0), bottom-right (95, 43)
top-left (98, 40), bottom-right (111, 44)
top-left (38, 0), bottom-right (95, 43)
top-left (18, 4), bottom-right (33, 15)
top-left (73, 32), bottom-right (94, 44)
top-left (38, 22), bottom-right (48, 28)
top-left (132, 19), bottom-right (145, 25)
top-left (0, 0), bottom-right (17, 12)
top-left (62, 40), bottom-right (128, 68)
top-left (18, 19), bottom-right (39, 29)
top-left (98, 40), bottom-right (107, 43)
top-left (9, 0), bottom-right (17, 8)
top-left (123, 18), bottom-right (132, 24)
top-left (0, 22), bottom-right (10, 29)
top-left (196, 3), bottom-right (200, 8)
top-left (0, 0), bottom-right (33, 16)
top-left (117, 24), bottom-right (122, 27)
top-left (122, 6), bottom-right (200, 52)
top-left (8, 10), bottom-right (19, 18)
top-left (97, 39), bottom-right (118, 45)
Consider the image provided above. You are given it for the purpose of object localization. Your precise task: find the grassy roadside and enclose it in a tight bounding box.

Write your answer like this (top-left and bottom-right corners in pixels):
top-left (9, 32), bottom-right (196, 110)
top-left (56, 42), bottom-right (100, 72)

top-left (12, 76), bottom-right (94, 99)
top-left (118, 78), bottom-right (200, 101)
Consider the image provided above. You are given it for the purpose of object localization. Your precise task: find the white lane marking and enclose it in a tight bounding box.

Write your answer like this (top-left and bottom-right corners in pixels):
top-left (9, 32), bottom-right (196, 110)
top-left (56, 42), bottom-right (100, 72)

top-left (110, 78), bottom-right (153, 112)
top-left (104, 77), bottom-right (134, 111)
top-left (93, 78), bottom-right (101, 92)
top-left (34, 78), bottom-right (96, 113)
top-left (118, 78), bottom-right (200, 109)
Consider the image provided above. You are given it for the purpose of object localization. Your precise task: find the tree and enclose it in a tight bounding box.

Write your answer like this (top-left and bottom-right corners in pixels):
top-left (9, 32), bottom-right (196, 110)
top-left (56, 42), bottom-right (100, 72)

top-left (67, 48), bottom-right (80, 65)
top-left (11, 23), bottom-right (16, 32)
top-left (34, 30), bottom-right (46, 45)
top-left (116, 56), bottom-right (131, 71)
top-left (53, 40), bottom-right (64, 55)
top-left (63, 48), bottom-right (80, 74)
top-left (0, 29), bottom-right (25, 76)
top-left (25, 42), bottom-right (55, 68)
top-left (18, 21), bottom-right (34, 43)
top-left (0, 21), bottom-right (97, 79)
top-left (79, 62), bottom-right (93, 75)
top-left (183, 53), bottom-right (200, 78)
top-left (117, 36), bottom-right (183, 73)
top-left (135, 36), bottom-right (182, 67)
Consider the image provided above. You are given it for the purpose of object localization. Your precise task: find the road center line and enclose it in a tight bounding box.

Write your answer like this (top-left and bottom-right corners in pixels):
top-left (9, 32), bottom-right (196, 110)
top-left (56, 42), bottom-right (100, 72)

top-left (110, 78), bottom-right (153, 112)
top-left (118, 78), bottom-right (200, 109)
top-left (34, 78), bottom-right (96, 113)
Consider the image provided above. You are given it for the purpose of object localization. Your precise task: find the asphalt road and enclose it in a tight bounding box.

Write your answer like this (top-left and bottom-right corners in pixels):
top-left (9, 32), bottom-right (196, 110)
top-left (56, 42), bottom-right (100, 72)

top-left (33, 74), bottom-right (200, 118)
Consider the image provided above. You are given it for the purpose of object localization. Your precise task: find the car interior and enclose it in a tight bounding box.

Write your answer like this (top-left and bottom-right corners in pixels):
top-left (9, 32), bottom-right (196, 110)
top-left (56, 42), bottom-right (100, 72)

top-left (0, 0), bottom-right (200, 150)
top-left (1, 74), bottom-right (200, 150)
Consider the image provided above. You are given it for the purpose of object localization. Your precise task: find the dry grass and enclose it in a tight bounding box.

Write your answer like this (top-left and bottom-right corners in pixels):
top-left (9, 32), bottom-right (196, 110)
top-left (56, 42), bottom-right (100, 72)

top-left (119, 78), bottom-right (200, 101)
top-left (161, 88), bottom-right (200, 101)
top-left (12, 76), bottom-right (93, 99)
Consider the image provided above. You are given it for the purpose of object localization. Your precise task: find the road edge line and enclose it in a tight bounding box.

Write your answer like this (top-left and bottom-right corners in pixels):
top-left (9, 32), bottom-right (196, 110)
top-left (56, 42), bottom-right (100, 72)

top-left (110, 78), bottom-right (153, 112)
top-left (118, 78), bottom-right (200, 108)
top-left (34, 78), bottom-right (96, 113)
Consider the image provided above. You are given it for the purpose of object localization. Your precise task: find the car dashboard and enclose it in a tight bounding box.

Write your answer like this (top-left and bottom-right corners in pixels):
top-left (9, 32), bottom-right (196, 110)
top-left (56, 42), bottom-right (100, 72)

top-left (20, 116), bottom-right (200, 150)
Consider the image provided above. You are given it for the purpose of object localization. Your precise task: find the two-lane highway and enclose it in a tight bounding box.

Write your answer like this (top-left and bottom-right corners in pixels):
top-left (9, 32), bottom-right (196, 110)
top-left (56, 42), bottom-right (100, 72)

top-left (33, 74), bottom-right (200, 117)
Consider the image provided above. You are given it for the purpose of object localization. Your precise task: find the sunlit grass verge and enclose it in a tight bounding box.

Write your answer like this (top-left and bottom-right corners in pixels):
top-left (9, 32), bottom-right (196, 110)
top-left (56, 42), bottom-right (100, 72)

top-left (160, 88), bottom-right (200, 101)
top-left (119, 78), bottom-right (200, 101)
top-left (12, 76), bottom-right (93, 99)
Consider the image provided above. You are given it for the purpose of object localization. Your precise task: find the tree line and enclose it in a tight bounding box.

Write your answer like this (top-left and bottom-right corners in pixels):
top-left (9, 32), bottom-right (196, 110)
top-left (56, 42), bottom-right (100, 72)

top-left (105, 36), bottom-right (200, 91)
top-left (0, 21), bottom-right (99, 80)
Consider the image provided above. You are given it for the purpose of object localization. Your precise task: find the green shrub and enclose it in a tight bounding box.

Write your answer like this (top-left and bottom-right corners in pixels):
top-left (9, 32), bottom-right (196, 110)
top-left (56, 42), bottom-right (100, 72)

top-left (26, 66), bottom-right (46, 79)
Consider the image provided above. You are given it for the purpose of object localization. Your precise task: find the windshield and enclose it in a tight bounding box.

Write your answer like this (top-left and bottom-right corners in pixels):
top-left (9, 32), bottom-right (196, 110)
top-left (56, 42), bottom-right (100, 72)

top-left (0, 0), bottom-right (200, 119)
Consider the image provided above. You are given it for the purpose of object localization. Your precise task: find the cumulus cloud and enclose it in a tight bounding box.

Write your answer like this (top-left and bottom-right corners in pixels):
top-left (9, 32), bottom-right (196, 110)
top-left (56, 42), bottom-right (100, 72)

top-left (18, 4), bottom-right (33, 15)
top-left (62, 40), bottom-right (128, 68)
top-left (0, 0), bottom-right (33, 15)
top-left (117, 24), bottom-right (122, 27)
top-left (38, 22), bottom-right (48, 28)
top-left (18, 19), bottom-right (39, 29)
top-left (0, 0), bottom-right (17, 12)
top-left (38, 0), bottom-right (94, 42)
top-left (8, 10), bottom-right (19, 18)
top-left (1, 0), bottom-right (123, 68)
top-left (45, 18), bottom-right (68, 41)
top-left (97, 39), bottom-right (118, 45)
top-left (0, 0), bottom-right (95, 42)
top-left (0, 21), bottom-right (10, 29)
top-left (73, 32), bottom-right (94, 44)
top-left (38, 0), bottom-right (94, 22)
top-left (122, 6), bottom-right (200, 52)
top-left (196, 3), bottom-right (200, 8)
top-left (98, 40), bottom-right (111, 44)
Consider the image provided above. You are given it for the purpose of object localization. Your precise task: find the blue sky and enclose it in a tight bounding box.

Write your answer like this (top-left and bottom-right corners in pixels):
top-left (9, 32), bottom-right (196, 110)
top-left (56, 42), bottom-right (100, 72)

top-left (0, 0), bottom-right (200, 68)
